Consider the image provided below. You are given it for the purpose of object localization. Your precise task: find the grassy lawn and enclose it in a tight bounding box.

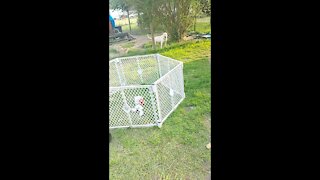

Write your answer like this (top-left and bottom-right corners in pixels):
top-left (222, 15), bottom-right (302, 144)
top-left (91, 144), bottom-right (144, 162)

top-left (121, 41), bottom-right (135, 48)
top-left (161, 40), bottom-right (211, 62)
top-left (188, 17), bottom-right (211, 34)
top-left (110, 40), bottom-right (211, 179)
top-left (128, 39), bottom-right (211, 61)
top-left (190, 22), bottom-right (211, 34)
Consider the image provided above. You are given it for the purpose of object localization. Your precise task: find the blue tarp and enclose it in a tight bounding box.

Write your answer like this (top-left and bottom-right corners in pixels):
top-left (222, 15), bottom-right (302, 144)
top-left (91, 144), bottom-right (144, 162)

top-left (109, 15), bottom-right (115, 28)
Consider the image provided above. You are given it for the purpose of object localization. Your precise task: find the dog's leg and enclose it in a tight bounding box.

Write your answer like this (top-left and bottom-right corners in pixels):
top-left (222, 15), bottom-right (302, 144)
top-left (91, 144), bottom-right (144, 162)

top-left (166, 35), bottom-right (168, 46)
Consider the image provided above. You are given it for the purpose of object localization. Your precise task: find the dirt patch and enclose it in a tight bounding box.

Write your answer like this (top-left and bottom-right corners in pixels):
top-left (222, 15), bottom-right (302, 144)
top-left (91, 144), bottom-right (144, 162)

top-left (203, 160), bottom-right (211, 180)
top-left (109, 42), bottom-right (129, 59)
top-left (109, 35), bottom-right (151, 60)
top-left (132, 35), bottom-right (150, 48)
top-left (152, 175), bottom-right (160, 180)
top-left (206, 173), bottom-right (211, 180)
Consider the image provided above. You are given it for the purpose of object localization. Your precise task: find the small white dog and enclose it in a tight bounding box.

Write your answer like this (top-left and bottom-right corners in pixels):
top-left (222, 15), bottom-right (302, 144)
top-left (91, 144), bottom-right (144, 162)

top-left (147, 32), bottom-right (168, 48)
top-left (131, 96), bottom-right (144, 116)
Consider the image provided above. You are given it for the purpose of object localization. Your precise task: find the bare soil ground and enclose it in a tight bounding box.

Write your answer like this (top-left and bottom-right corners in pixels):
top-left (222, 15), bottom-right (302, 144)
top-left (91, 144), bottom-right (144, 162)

top-left (109, 35), bottom-right (150, 60)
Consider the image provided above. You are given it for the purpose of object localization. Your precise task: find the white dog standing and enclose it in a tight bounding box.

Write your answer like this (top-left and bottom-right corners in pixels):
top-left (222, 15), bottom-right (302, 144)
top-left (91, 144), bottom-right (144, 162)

top-left (131, 96), bottom-right (144, 116)
top-left (147, 32), bottom-right (168, 48)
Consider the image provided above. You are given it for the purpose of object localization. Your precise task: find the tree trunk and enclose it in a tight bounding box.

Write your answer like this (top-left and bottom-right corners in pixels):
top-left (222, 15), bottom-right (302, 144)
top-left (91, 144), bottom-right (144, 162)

top-left (209, 0), bottom-right (211, 27)
top-left (150, 23), bottom-right (156, 50)
top-left (137, 12), bottom-right (142, 30)
top-left (127, 10), bottom-right (132, 32)
top-left (171, 0), bottom-right (179, 42)
top-left (194, 15), bottom-right (196, 32)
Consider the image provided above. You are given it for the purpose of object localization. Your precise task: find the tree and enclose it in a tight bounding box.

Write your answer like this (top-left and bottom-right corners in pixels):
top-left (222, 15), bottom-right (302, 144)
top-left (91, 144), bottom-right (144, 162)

top-left (130, 0), bottom-right (201, 44)
top-left (200, 0), bottom-right (211, 17)
top-left (110, 0), bottom-right (133, 32)
top-left (200, 0), bottom-right (211, 26)
top-left (160, 0), bottom-right (195, 42)
top-left (192, 0), bottom-right (211, 32)
top-left (131, 0), bottom-right (164, 50)
top-left (192, 0), bottom-right (202, 32)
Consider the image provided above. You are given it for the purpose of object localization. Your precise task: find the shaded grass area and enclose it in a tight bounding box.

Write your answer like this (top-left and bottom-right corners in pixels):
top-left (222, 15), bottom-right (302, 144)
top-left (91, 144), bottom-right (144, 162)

top-left (110, 41), bottom-right (211, 179)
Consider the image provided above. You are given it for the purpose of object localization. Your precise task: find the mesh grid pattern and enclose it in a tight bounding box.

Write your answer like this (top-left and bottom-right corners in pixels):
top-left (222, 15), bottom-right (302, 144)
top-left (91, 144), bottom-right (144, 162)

top-left (109, 54), bottom-right (185, 129)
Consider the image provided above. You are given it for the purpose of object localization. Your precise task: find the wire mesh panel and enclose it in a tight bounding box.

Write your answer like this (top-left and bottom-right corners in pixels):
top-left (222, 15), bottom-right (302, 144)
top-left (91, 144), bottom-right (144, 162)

top-left (109, 54), bottom-right (185, 129)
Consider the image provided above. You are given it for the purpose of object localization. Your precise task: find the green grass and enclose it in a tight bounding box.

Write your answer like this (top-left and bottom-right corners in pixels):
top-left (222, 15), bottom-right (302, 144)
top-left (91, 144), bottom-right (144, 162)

top-left (110, 40), bottom-right (211, 179)
top-left (125, 39), bottom-right (211, 63)
top-left (126, 48), bottom-right (147, 56)
top-left (192, 22), bottom-right (211, 34)
top-left (189, 17), bottom-right (211, 34)
top-left (161, 40), bottom-right (211, 63)
top-left (121, 41), bottom-right (135, 48)
top-left (196, 17), bottom-right (210, 23)
top-left (109, 48), bottom-right (118, 54)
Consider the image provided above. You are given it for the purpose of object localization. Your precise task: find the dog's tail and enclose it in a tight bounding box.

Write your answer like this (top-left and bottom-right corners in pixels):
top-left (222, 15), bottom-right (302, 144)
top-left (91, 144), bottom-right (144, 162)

top-left (147, 34), bottom-right (152, 40)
